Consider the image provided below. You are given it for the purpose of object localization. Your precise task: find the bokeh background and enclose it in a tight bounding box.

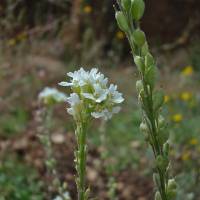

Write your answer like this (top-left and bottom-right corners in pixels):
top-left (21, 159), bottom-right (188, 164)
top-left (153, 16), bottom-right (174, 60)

top-left (0, 0), bottom-right (200, 199)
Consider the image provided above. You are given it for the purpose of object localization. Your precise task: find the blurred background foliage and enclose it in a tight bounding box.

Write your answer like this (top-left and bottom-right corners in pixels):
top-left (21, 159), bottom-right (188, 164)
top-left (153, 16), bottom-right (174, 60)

top-left (0, 0), bottom-right (200, 200)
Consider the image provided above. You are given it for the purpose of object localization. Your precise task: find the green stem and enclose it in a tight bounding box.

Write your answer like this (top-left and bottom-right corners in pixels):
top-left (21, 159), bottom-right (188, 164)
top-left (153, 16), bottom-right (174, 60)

top-left (124, 13), bottom-right (168, 200)
top-left (76, 121), bottom-right (88, 200)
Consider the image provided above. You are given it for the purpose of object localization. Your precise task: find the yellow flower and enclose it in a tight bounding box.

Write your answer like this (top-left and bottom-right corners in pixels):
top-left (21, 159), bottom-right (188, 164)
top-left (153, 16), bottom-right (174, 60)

top-left (116, 31), bottom-right (125, 40)
top-left (7, 38), bottom-right (16, 46)
top-left (17, 32), bottom-right (27, 41)
top-left (181, 66), bottom-right (194, 76)
top-left (83, 5), bottom-right (92, 14)
top-left (172, 114), bottom-right (183, 123)
top-left (181, 151), bottom-right (191, 161)
top-left (189, 138), bottom-right (198, 145)
top-left (164, 95), bottom-right (170, 103)
top-left (180, 92), bottom-right (192, 101)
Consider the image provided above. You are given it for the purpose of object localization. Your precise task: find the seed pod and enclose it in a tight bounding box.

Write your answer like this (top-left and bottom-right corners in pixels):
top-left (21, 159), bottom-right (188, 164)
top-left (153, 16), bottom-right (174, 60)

top-left (145, 65), bottom-right (157, 88)
top-left (163, 142), bottom-right (170, 156)
top-left (153, 173), bottom-right (160, 188)
top-left (136, 80), bottom-right (143, 93)
top-left (168, 179), bottom-right (177, 190)
top-left (115, 11), bottom-right (129, 32)
top-left (166, 189), bottom-right (177, 199)
top-left (145, 53), bottom-right (155, 67)
top-left (140, 122), bottom-right (148, 133)
top-left (153, 90), bottom-right (164, 112)
top-left (155, 191), bottom-right (162, 200)
top-left (132, 29), bottom-right (146, 47)
top-left (158, 115), bottom-right (165, 128)
top-left (134, 56), bottom-right (145, 73)
top-left (122, 0), bottom-right (132, 11)
top-left (141, 42), bottom-right (149, 56)
top-left (131, 0), bottom-right (145, 21)
top-left (156, 155), bottom-right (169, 171)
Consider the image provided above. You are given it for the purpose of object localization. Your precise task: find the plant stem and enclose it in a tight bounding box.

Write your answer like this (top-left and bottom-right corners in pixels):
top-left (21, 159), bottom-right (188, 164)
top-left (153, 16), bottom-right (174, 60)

top-left (115, 1), bottom-right (177, 199)
top-left (76, 121), bottom-right (88, 200)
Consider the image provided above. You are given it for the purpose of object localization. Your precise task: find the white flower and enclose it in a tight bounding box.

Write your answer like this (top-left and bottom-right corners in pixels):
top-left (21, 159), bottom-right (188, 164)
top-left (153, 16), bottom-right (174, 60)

top-left (39, 87), bottom-right (67, 105)
top-left (59, 68), bottom-right (124, 120)
top-left (91, 106), bottom-right (121, 120)
top-left (53, 192), bottom-right (70, 200)
top-left (108, 84), bottom-right (124, 103)
top-left (82, 83), bottom-right (108, 103)
top-left (66, 93), bottom-right (82, 119)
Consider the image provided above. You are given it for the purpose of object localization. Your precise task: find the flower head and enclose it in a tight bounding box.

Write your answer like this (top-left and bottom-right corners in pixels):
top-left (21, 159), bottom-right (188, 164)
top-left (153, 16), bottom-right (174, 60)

top-left (181, 66), bottom-right (193, 76)
top-left (172, 113), bottom-right (183, 123)
top-left (83, 5), bottom-right (92, 14)
top-left (59, 68), bottom-right (124, 120)
top-left (39, 87), bottom-right (67, 105)
top-left (116, 31), bottom-right (125, 40)
top-left (164, 95), bottom-right (170, 103)
top-left (189, 138), bottom-right (198, 145)
top-left (180, 92), bottom-right (192, 101)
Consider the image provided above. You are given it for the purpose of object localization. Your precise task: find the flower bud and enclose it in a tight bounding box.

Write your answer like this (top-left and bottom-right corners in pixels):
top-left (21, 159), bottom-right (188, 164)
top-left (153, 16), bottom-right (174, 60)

top-left (156, 155), bottom-right (169, 171)
top-left (115, 11), bottom-right (129, 32)
top-left (140, 122), bottom-right (148, 133)
top-left (145, 53), bottom-right (155, 67)
top-left (163, 142), bottom-right (170, 156)
top-left (140, 122), bottom-right (149, 140)
top-left (155, 191), bottom-right (162, 200)
top-left (158, 115), bottom-right (165, 128)
top-left (145, 65), bottom-right (157, 88)
top-left (167, 189), bottom-right (177, 199)
top-left (141, 42), bottom-right (149, 56)
top-left (134, 56), bottom-right (145, 73)
top-left (122, 0), bottom-right (131, 11)
top-left (168, 179), bottom-right (177, 190)
top-left (153, 173), bottom-right (160, 187)
top-left (132, 29), bottom-right (146, 47)
top-left (136, 80), bottom-right (143, 93)
top-left (153, 90), bottom-right (164, 112)
top-left (131, 0), bottom-right (145, 21)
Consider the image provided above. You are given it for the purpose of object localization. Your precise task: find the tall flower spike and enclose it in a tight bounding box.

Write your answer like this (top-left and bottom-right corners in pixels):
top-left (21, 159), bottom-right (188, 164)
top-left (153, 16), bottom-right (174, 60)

top-left (59, 67), bottom-right (124, 200)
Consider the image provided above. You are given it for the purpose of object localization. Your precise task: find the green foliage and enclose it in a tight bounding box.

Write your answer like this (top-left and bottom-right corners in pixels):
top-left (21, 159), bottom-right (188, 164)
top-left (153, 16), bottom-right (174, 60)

top-left (0, 158), bottom-right (44, 200)
top-left (0, 107), bottom-right (29, 136)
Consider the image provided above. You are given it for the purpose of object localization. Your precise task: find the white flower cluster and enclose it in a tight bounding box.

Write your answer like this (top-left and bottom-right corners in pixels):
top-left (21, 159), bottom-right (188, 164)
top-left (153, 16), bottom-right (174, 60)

top-left (59, 68), bottom-right (124, 120)
top-left (39, 87), bottom-right (67, 105)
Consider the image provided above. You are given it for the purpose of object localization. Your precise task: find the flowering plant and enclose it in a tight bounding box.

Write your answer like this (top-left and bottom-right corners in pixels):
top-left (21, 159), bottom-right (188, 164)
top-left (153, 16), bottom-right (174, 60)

top-left (39, 87), bottom-right (67, 105)
top-left (38, 87), bottom-right (70, 200)
top-left (59, 67), bottom-right (124, 200)
top-left (115, 0), bottom-right (177, 199)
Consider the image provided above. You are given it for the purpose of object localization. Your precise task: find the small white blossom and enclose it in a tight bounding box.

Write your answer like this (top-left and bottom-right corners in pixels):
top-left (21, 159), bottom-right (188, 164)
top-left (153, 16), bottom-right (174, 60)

top-left (66, 93), bottom-right (83, 119)
top-left (59, 68), bottom-right (124, 120)
top-left (53, 192), bottom-right (70, 200)
top-left (91, 106), bottom-right (121, 120)
top-left (39, 87), bottom-right (67, 105)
